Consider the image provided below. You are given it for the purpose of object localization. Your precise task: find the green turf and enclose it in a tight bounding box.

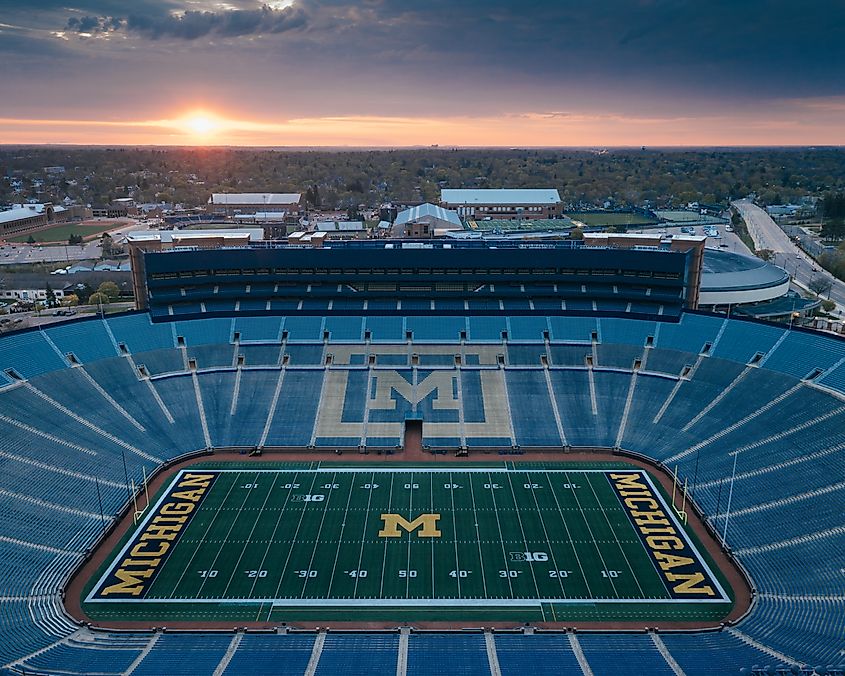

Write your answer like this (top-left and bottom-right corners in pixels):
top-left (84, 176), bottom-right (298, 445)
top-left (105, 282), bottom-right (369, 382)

top-left (6, 222), bottom-right (119, 243)
top-left (565, 212), bottom-right (657, 227)
top-left (83, 466), bottom-right (733, 624)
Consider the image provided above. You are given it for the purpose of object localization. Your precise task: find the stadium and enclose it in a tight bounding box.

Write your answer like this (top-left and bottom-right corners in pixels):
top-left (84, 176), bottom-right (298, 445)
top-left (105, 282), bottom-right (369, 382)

top-left (0, 239), bottom-right (842, 675)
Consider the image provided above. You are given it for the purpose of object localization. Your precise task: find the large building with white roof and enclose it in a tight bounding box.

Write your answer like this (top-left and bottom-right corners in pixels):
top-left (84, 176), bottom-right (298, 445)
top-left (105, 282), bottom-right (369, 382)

top-left (440, 188), bottom-right (562, 220)
top-left (207, 193), bottom-right (302, 218)
top-left (393, 202), bottom-right (463, 237)
top-left (0, 203), bottom-right (87, 240)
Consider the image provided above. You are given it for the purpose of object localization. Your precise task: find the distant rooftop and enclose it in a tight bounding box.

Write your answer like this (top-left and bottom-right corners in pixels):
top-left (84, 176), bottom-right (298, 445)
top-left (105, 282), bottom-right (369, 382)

top-left (208, 193), bottom-right (301, 206)
top-left (0, 203), bottom-right (66, 225)
top-left (127, 229), bottom-right (264, 243)
top-left (441, 189), bottom-right (561, 205)
top-left (395, 203), bottom-right (462, 228)
top-left (315, 221), bottom-right (365, 232)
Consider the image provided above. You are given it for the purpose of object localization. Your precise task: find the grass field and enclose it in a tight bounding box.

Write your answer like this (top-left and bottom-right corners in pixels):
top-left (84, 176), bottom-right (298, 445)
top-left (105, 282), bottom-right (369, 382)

top-left (6, 222), bottom-right (118, 243)
top-left (565, 212), bottom-right (657, 227)
top-left (83, 465), bottom-right (732, 624)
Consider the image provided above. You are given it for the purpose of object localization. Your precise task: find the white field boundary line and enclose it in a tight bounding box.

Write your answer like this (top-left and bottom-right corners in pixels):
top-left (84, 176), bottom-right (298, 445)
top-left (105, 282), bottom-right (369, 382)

top-left (85, 468), bottom-right (731, 606)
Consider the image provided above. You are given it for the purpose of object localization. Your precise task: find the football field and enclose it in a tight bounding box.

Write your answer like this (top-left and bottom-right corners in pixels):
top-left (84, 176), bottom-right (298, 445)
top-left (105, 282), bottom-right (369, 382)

top-left (84, 465), bottom-right (732, 624)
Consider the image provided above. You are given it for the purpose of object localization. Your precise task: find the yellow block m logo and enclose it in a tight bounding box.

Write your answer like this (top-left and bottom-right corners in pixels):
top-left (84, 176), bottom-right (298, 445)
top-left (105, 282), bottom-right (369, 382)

top-left (378, 513), bottom-right (441, 538)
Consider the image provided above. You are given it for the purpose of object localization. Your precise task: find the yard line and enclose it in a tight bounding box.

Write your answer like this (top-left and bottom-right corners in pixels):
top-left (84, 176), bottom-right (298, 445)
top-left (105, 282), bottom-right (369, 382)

top-left (378, 472), bottom-right (396, 600)
top-left (325, 471), bottom-right (359, 600)
top-left (524, 476), bottom-right (567, 599)
top-left (544, 471), bottom-right (593, 598)
top-left (429, 472), bottom-right (435, 599)
top-left (165, 471), bottom-right (243, 599)
top-left (562, 470), bottom-right (619, 598)
top-left (249, 472), bottom-right (302, 600)
top-left (270, 472), bottom-right (322, 601)
top-left (405, 471), bottom-right (414, 598)
top-left (466, 471), bottom-right (489, 599)
top-left (583, 473), bottom-right (647, 598)
top-left (300, 472), bottom-right (341, 598)
top-left (196, 472), bottom-right (261, 598)
top-left (220, 472), bottom-right (281, 598)
top-left (352, 472), bottom-right (377, 598)
top-left (448, 472), bottom-right (462, 598)
top-left (504, 472), bottom-right (542, 600)
top-left (485, 472), bottom-right (515, 598)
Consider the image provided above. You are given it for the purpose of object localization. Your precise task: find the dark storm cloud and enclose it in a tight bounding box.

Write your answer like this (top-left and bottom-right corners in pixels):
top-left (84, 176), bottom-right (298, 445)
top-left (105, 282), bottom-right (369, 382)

top-left (64, 4), bottom-right (307, 40)
top-left (4, 0), bottom-right (845, 109)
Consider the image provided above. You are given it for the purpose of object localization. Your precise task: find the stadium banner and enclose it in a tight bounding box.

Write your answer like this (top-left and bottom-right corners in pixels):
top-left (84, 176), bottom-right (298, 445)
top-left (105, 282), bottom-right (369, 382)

top-left (607, 471), bottom-right (727, 601)
top-left (88, 471), bottom-right (218, 601)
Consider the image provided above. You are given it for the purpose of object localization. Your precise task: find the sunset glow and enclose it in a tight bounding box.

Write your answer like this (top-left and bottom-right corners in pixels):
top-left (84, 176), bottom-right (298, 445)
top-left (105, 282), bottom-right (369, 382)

top-left (182, 113), bottom-right (219, 138)
top-left (1, 100), bottom-right (845, 147)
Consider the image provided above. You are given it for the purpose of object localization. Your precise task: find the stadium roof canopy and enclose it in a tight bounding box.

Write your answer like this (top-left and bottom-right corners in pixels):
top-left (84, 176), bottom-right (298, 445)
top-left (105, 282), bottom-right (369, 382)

top-left (208, 193), bottom-right (301, 205)
top-left (394, 203), bottom-right (462, 228)
top-left (699, 248), bottom-right (790, 306)
top-left (440, 189), bottom-right (561, 205)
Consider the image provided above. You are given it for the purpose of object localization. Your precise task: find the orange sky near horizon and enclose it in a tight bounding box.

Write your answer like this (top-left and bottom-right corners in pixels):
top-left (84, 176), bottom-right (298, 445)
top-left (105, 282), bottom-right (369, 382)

top-left (1, 105), bottom-right (844, 147)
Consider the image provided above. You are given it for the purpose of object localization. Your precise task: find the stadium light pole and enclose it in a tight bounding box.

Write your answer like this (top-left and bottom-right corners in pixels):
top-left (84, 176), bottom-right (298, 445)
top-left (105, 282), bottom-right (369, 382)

top-left (691, 449), bottom-right (700, 501)
top-left (94, 477), bottom-right (106, 534)
top-left (121, 447), bottom-right (131, 502)
top-left (722, 451), bottom-right (739, 547)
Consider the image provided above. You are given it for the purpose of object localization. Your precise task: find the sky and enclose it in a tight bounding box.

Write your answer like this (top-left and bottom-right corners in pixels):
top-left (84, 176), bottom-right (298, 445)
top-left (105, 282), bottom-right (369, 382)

top-left (1, 0), bottom-right (844, 146)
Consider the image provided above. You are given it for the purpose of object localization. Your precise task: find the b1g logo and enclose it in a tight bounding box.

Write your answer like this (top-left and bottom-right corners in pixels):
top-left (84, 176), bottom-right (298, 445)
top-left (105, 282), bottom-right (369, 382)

top-left (509, 551), bottom-right (549, 562)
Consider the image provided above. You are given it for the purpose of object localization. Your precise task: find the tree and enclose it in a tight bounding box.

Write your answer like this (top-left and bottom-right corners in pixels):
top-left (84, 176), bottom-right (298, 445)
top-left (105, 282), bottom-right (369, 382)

top-left (26, 235), bottom-right (35, 245)
top-left (808, 275), bottom-right (833, 297)
top-left (62, 294), bottom-right (79, 307)
top-left (88, 292), bottom-right (110, 307)
top-left (68, 233), bottom-right (83, 245)
top-left (44, 282), bottom-right (57, 308)
top-left (569, 227), bottom-right (584, 240)
top-left (756, 249), bottom-right (774, 261)
top-left (101, 233), bottom-right (115, 257)
top-left (96, 281), bottom-right (120, 300)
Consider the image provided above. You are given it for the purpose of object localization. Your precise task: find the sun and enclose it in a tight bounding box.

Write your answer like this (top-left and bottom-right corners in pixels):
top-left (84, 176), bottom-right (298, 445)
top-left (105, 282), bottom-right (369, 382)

top-left (180, 112), bottom-right (220, 138)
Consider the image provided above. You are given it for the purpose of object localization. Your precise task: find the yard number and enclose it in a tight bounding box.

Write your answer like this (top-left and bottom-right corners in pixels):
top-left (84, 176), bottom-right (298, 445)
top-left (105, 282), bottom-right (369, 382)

top-left (246, 570), bottom-right (267, 578)
top-left (449, 570), bottom-right (471, 578)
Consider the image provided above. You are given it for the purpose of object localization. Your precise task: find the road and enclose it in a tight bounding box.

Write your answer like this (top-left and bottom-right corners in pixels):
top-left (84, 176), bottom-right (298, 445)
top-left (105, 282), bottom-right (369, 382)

top-left (732, 199), bottom-right (845, 309)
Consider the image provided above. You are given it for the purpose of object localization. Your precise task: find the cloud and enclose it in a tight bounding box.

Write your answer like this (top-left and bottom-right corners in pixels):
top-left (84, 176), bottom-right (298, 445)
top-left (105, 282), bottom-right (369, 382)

top-left (65, 3), bottom-right (307, 40)
top-left (66, 14), bottom-right (123, 34)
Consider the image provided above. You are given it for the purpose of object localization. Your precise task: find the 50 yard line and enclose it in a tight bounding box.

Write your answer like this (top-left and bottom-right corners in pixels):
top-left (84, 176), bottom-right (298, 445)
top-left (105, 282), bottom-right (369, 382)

top-left (378, 472), bottom-right (396, 600)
